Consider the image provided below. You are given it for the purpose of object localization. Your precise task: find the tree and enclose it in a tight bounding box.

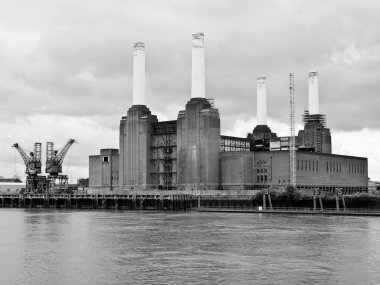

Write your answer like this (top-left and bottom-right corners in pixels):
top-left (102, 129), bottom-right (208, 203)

top-left (77, 178), bottom-right (89, 187)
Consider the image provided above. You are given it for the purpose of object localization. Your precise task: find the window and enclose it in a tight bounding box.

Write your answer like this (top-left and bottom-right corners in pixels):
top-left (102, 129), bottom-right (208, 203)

top-left (327, 162), bottom-right (329, 172)
top-left (305, 161), bottom-right (308, 171)
top-left (301, 160), bottom-right (303, 170)
top-left (316, 161), bottom-right (318, 171)
top-left (103, 156), bottom-right (109, 163)
top-left (312, 161), bottom-right (315, 171)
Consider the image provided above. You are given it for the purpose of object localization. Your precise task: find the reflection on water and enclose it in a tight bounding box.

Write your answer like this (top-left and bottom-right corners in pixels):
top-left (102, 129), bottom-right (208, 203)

top-left (0, 209), bottom-right (380, 285)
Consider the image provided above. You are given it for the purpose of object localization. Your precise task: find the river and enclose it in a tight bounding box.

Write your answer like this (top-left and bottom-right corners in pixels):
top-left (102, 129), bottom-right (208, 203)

top-left (0, 209), bottom-right (379, 284)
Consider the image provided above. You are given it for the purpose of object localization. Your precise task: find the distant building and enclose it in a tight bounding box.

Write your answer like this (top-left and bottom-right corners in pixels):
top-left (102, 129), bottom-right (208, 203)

top-left (0, 178), bottom-right (25, 193)
top-left (368, 180), bottom-right (380, 193)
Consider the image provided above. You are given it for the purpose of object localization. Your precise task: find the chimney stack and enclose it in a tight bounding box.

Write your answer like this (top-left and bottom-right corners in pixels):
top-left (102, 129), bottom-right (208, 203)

top-left (191, 32), bottom-right (205, 98)
top-left (132, 42), bottom-right (146, 105)
top-left (308, 70), bottom-right (319, 114)
top-left (257, 76), bottom-right (267, 125)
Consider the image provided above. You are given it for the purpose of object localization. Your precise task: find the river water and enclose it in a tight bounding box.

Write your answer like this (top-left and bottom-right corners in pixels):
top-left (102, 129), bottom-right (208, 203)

top-left (0, 209), bottom-right (379, 285)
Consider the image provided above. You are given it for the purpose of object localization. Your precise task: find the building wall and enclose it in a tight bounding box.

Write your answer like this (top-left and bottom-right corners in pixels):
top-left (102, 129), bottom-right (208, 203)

top-left (119, 105), bottom-right (157, 190)
top-left (90, 101), bottom-right (368, 192)
top-left (296, 152), bottom-right (367, 187)
top-left (100, 149), bottom-right (119, 188)
top-left (177, 98), bottom-right (220, 190)
top-left (220, 152), bottom-right (254, 190)
top-left (254, 150), bottom-right (367, 190)
top-left (0, 183), bottom-right (26, 194)
top-left (302, 121), bottom-right (332, 154)
top-left (89, 155), bottom-right (101, 187)
top-left (89, 149), bottom-right (119, 189)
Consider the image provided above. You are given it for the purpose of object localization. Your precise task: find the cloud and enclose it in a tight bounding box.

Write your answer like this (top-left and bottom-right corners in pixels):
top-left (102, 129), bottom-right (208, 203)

top-left (1, 0), bottom-right (380, 180)
top-left (0, 114), bottom-right (118, 182)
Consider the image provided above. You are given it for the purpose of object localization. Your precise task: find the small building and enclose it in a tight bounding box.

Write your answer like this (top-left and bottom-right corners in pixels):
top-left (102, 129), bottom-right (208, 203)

top-left (0, 178), bottom-right (26, 194)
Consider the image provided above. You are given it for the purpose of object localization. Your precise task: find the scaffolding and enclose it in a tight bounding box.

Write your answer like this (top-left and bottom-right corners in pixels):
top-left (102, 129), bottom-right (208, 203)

top-left (302, 111), bottom-right (327, 153)
top-left (151, 121), bottom-right (177, 190)
top-left (302, 111), bottom-right (326, 126)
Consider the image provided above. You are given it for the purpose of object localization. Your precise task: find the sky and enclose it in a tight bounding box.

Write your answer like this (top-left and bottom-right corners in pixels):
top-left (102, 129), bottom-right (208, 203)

top-left (1, 0), bottom-right (380, 182)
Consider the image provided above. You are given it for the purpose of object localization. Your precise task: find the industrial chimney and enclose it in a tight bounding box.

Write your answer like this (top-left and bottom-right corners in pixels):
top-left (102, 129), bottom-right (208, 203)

top-left (191, 32), bottom-right (205, 98)
top-left (257, 76), bottom-right (267, 125)
top-left (308, 70), bottom-right (319, 114)
top-left (132, 42), bottom-right (146, 105)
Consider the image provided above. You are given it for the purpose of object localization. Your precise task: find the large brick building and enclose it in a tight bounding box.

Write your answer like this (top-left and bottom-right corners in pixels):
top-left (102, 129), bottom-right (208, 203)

top-left (89, 33), bottom-right (368, 193)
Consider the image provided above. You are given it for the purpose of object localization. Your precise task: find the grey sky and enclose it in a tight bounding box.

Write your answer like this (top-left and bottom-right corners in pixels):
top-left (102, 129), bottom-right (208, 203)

top-left (1, 0), bottom-right (380, 181)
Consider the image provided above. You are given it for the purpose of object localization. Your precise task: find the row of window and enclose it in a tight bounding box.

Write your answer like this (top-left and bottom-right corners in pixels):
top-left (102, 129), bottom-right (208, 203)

top-left (326, 161), bottom-right (341, 173)
top-left (297, 159), bottom-right (365, 175)
top-left (349, 163), bottom-right (365, 174)
top-left (297, 160), bottom-right (319, 171)
top-left (257, 175), bottom-right (268, 182)
top-left (256, 168), bottom-right (268, 174)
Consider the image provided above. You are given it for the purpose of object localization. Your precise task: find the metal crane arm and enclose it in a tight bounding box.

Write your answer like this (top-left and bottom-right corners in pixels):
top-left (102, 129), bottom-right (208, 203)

top-left (12, 143), bottom-right (32, 166)
top-left (56, 139), bottom-right (75, 165)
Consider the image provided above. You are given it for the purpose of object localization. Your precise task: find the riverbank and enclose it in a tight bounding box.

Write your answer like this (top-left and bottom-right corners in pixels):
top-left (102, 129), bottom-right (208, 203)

top-left (2, 190), bottom-right (380, 215)
top-left (198, 207), bottom-right (380, 217)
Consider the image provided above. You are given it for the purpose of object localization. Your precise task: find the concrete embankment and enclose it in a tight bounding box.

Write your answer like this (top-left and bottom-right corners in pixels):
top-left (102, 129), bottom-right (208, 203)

top-left (198, 207), bottom-right (380, 217)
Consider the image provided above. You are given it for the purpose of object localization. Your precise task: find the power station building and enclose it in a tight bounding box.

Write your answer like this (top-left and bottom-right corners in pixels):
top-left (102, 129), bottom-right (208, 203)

top-left (89, 33), bottom-right (368, 192)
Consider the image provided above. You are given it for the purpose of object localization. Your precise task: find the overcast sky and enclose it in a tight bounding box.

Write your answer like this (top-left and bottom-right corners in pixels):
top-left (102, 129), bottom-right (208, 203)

top-left (1, 0), bottom-right (380, 182)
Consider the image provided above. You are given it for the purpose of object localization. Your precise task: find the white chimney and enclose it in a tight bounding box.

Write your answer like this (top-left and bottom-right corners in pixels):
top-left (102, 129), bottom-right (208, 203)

top-left (191, 32), bottom-right (205, 98)
top-left (308, 70), bottom-right (319, 114)
top-left (257, 76), bottom-right (267, 125)
top-left (132, 42), bottom-right (146, 105)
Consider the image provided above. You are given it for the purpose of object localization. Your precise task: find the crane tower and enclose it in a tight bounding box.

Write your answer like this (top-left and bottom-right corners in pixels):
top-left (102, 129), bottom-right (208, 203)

top-left (289, 73), bottom-right (296, 187)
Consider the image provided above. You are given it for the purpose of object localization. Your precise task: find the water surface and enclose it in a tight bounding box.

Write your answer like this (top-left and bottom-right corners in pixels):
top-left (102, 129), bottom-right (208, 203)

top-left (0, 209), bottom-right (379, 284)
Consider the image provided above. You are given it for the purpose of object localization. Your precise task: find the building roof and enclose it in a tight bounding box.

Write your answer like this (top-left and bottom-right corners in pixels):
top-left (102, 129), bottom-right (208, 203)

top-left (0, 178), bottom-right (23, 183)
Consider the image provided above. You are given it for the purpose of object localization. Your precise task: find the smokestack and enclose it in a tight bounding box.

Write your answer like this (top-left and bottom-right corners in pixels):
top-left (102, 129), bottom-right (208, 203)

top-left (191, 32), bottom-right (205, 98)
top-left (132, 42), bottom-right (146, 105)
top-left (257, 76), bottom-right (267, 125)
top-left (308, 70), bottom-right (319, 114)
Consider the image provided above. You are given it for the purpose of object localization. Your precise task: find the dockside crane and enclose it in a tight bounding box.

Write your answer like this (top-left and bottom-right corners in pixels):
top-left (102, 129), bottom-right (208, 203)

top-left (46, 139), bottom-right (75, 175)
top-left (45, 139), bottom-right (75, 193)
top-left (12, 142), bottom-right (48, 192)
top-left (12, 142), bottom-right (42, 175)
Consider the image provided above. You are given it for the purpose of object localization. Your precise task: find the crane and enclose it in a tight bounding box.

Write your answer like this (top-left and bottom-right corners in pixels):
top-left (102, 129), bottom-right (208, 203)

top-left (12, 142), bottom-right (47, 192)
top-left (289, 73), bottom-right (296, 187)
top-left (46, 139), bottom-right (75, 175)
top-left (12, 142), bottom-right (42, 175)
